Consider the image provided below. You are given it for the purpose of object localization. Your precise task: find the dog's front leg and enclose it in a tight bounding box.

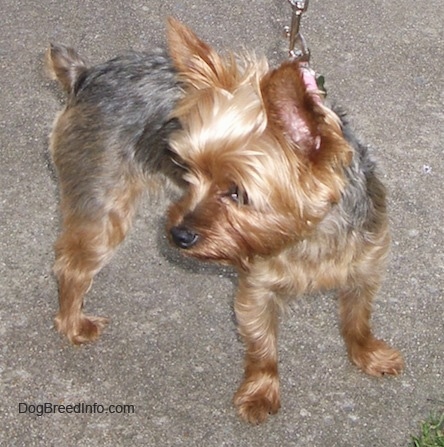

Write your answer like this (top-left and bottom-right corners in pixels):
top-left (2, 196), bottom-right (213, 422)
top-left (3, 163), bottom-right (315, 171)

top-left (233, 275), bottom-right (280, 424)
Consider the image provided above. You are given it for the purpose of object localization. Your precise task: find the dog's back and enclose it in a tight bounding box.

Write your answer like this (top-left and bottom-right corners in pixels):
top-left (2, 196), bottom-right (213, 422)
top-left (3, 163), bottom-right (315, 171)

top-left (46, 45), bottom-right (183, 218)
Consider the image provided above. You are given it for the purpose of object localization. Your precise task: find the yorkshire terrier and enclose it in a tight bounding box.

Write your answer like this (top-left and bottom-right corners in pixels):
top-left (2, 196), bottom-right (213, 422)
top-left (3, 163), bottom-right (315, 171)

top-left (46, 18), bottom-right (403, 424)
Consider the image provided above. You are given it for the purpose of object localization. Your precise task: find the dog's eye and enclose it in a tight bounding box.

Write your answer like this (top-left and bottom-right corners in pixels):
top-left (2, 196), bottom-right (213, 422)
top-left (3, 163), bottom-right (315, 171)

top-left (228, 185), bottom-right (248, 206)
top-left (172, 158), bottom-right (188, 172)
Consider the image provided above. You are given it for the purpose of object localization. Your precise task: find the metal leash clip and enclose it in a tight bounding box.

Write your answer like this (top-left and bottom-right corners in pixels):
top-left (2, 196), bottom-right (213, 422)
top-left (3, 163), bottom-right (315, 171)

top-left (284, 0), bottom-right (327, 96)
top-left (285, 0), bottom-right (310, 62)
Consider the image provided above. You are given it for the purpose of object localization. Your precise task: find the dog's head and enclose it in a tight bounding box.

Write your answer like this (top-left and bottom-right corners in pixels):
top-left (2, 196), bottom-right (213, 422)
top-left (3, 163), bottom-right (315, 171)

top-left (166, 18), bottom-right (352, 269)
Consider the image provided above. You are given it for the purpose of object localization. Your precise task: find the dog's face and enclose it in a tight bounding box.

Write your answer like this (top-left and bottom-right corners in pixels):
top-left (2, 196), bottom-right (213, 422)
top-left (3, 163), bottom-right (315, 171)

top-left (166, 18), bottom-right (352, 268)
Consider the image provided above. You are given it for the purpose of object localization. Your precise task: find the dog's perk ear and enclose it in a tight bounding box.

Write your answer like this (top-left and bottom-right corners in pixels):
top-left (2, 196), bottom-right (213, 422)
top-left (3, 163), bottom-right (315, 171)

top-left (166, 17), bottom-right (213, 72)
top-left (166, 17), bottom-right (235, 90)
top-left (260, 60), bottom-right (324, 154)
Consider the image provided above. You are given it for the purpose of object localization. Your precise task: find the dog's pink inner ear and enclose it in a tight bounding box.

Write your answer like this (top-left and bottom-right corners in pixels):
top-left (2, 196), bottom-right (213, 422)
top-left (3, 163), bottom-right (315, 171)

top-left (261, 61), bottom-right (321, 153)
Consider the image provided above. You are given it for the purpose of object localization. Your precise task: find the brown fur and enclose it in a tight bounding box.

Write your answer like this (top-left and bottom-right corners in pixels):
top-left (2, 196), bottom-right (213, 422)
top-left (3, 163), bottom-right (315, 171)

top-left (47, 18), bottom-right (403, 424)
top-left (166, 19), bottom-right (403, 424)
top-left (46, 33), bottom-right (182, 344)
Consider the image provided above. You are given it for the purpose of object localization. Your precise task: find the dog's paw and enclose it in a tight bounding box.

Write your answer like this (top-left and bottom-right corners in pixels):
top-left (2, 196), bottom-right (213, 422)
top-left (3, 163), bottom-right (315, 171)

top-left (55, 314), bottom-right (109, 345)
top-left (351, 338), bottom-right (404, 377)
top-left (233, 376), bottom-right (280, 424)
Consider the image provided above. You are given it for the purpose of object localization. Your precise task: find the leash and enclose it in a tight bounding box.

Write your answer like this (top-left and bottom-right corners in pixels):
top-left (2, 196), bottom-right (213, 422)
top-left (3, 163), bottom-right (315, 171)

top-left (286, 0), bottom-right (310, 61)
top-left (285, 0), bottom-right (326, 96)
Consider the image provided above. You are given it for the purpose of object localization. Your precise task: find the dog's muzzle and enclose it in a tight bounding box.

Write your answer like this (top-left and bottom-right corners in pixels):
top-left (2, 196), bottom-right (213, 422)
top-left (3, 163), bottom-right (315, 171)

top-left (170, 226), bottom-right (199, 249)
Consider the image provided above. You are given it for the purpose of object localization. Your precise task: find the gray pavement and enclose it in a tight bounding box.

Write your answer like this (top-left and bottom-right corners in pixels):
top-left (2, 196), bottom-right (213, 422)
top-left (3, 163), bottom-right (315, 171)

top-left (1, 1), bottom-right (443, 446)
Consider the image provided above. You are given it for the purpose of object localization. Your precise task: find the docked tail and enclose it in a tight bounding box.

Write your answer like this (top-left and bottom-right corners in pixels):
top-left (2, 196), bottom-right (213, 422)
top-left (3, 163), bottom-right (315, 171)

top-left (45, 43), bottom-right (88, 94)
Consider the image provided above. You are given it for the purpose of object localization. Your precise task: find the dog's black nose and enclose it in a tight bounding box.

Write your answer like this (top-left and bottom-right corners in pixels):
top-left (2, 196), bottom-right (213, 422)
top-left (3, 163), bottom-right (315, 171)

top-left (170, 225), bottom-right (199, 249)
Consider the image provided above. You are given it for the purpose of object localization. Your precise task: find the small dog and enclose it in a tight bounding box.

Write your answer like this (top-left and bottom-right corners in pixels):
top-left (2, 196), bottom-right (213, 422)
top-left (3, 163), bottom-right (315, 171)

top-left (47, 18), bottom-right (403, 424)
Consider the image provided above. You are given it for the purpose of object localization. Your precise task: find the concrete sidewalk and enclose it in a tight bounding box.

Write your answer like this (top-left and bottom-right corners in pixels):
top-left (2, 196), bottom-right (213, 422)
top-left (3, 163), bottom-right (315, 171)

top-left (1, 1), bottom-right (442, 445)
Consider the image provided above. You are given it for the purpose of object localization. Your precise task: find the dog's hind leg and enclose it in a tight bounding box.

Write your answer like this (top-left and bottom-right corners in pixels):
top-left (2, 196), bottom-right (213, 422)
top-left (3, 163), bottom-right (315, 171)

top-left (53, 179), bottom-right (142, 344)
